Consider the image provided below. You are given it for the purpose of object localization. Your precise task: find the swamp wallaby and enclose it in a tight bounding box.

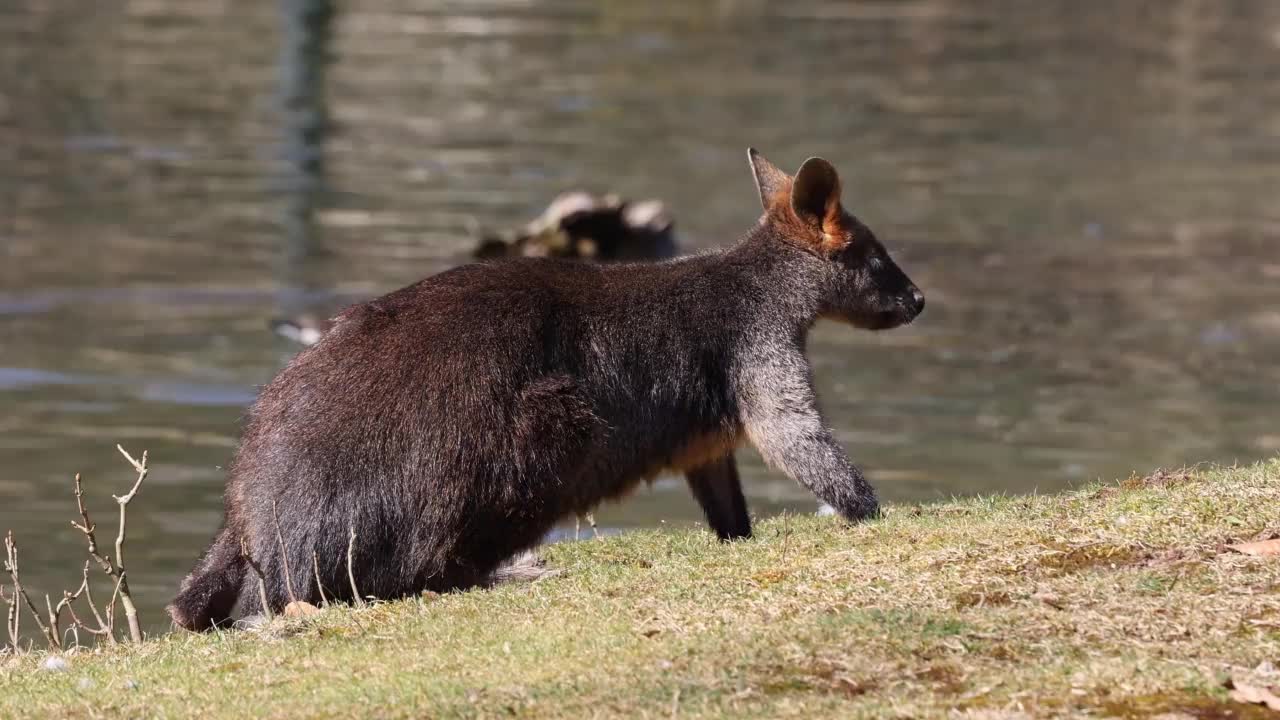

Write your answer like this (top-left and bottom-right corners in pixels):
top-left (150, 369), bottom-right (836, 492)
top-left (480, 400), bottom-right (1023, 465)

top-left (170, 149), bottom-right (924, 630)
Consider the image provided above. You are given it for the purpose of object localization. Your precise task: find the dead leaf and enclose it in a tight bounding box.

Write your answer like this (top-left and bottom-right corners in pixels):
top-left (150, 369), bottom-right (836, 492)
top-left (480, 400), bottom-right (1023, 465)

top-left (1226, 539), bottom-right (1280, 557)
top-left (1033, 592), bottom-right (1065, 610)
top-left (283, 601), bottom-right (322, 618)
top-left (1225, 678), bottom-right (1280, 710)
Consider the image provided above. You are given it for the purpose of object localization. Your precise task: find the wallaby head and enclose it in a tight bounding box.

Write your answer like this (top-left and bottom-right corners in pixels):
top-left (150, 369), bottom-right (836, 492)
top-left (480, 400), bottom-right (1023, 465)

top-left (748, 148), bottom-right (925, 330)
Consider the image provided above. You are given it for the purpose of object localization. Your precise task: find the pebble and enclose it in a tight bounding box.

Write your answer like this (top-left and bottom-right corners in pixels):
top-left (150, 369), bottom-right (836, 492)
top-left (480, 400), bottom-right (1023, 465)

top-left (39, 656), bottom-right (70, 673)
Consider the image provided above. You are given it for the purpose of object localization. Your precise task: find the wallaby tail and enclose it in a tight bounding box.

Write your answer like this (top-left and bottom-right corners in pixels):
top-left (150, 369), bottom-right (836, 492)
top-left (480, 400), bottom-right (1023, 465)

top-left (168, 527), bottom-right (245, 631)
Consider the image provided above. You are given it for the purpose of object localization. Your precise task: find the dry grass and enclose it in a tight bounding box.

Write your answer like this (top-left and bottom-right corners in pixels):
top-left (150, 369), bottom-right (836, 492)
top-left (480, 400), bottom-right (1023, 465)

top-left (2, 460), bottom-right (1278, 718)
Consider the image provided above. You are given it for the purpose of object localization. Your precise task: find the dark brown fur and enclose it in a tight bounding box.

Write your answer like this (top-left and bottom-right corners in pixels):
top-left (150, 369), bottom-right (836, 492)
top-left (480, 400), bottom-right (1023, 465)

top-left (170, 149), bottom-right (924, 630)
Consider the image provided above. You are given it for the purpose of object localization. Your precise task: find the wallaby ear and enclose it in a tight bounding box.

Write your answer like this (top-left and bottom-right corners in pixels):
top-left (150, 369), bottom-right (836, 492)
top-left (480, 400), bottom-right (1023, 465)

top-left (790, 157), bottom-right (842, 230)
top-left (747, 148), bottom-right (791, 211)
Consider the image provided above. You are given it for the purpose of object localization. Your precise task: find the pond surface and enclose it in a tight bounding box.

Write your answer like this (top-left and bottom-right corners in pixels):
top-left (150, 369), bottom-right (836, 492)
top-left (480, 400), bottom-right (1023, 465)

top-left (2, 0), bottom-right (1279, 633)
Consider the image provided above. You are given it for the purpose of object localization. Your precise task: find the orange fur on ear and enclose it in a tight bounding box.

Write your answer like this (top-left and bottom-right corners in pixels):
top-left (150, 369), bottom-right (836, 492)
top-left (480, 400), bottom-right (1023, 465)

top-left (749, 149), bottom-right (852, 257)
top-left (792, 157), bottom-right (848, 256)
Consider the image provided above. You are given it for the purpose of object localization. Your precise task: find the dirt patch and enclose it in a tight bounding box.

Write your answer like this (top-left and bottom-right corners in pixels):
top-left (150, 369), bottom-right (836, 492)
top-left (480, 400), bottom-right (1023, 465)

top-left (952, 588), bottom-right (1015, 609)
top-left (1035, 544), bottom-right (1146, 576)
top-left (755, 659), bottom-right (882, 699)
top-left (1095, 468), bottom-right (1198, 499)
top-left (910, 662), bottom-right (968, 695)
top-left (1027, 543), bottom-right (1208, 577)
top-left (1097, 693), bottom-right (1280, 719)
top-left (1131, 468), bottom-right (1197, 489)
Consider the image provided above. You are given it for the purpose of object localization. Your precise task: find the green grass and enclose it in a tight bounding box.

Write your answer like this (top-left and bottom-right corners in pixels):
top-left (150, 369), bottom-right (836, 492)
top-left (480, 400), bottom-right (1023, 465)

top-left (4, 461), bottom-right (1280, 718)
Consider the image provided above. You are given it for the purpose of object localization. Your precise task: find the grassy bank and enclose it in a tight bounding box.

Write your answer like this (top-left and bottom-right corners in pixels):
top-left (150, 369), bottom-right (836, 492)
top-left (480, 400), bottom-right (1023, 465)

top-left (3, 461), bottom-right (1279, 718)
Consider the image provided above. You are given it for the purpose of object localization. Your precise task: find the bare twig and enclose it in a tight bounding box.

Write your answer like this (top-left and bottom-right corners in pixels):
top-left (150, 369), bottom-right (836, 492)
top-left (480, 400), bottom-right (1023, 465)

top-left (74, 561), bottom-right (112, 642)
top-left (69, 451), bottom-right (147, 645)
top-left (347, 523), bottom-right (363, 608)
top-left (782, 513), bottom-right (791, 562)
top-left (70, 472), bottom-right (116, 640)
top-left (104, 574), bottom-right (124, 635)
top-left (43, 595), bottom-right (59, 649)
top-left (271, 499), bottom-right (297, 604)
top-left (312, 551), bottom-right (329, 607)
top-left (112, 445), bottom-right (147, 643)
top-left (574, 512), bottom-right (600, 541)
top-left (4, 532), bottom-right (58, 649)
top-left (1, 585), bottom-right (14, 652)
top-left (62, 562), bottom-right (110, 640)
top-left (2, 584), bottom-right (15, 652)
top-left (41, 569), bottom-right (88, 652)
top-left (239, 537), bottom-right (273, 621)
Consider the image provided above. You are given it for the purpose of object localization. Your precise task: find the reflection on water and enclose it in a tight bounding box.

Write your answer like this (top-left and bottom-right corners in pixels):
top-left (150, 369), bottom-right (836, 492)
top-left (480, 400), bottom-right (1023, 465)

top-left (2, 0), bottom-right (1279, 632)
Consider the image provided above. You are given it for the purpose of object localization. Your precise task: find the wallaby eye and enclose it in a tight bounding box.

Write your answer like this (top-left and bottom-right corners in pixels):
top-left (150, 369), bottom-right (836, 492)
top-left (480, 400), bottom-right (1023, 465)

top-left (867, 256), bottom-right (884, 271)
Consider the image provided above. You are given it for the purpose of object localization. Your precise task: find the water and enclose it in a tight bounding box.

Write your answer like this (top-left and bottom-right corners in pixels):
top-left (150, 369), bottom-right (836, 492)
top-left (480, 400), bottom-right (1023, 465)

top-left (2, 0), bottom-right (1279, 634)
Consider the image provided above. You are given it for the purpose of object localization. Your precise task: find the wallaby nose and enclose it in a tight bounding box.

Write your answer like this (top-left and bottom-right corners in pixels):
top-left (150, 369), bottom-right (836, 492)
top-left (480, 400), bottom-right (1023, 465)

top-left (909, 288), bottom-right (925, 315)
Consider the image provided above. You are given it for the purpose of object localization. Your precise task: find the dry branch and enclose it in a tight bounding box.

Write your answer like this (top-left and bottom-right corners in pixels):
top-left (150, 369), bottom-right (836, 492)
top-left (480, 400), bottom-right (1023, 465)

top-left (4, 532), bottom-right (58, 649)
top-left (61, 562), bottom-right (111, 641)
top-left (347, 523), bottom-right (363, 608)
top-left (271, 499), bottom-right (298, 604)
top-left (111, 445), bottom-right (147, 643)
top-left (574, 512), bottom-right (600, 541)
top-left (240, 537), bottom-right (272, 622)
top-left (2, 584), bottom-right (15, 652)
top-left (312, 551), bottom-right (329, 607)
top-left (67, 446), bottom-right (150, 644)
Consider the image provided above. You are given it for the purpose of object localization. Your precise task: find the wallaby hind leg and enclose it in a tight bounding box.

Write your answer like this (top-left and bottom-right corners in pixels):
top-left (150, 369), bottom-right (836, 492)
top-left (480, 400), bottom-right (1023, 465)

top-left (686, 455), bottom-right (751, 540)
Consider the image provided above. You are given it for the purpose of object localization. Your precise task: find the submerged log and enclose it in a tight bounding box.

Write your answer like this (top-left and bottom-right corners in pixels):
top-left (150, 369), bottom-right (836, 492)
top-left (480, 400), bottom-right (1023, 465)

top-left (472, 191), bottom-right (676, 262)
top-left (273, 191), bottom-right (679, 346)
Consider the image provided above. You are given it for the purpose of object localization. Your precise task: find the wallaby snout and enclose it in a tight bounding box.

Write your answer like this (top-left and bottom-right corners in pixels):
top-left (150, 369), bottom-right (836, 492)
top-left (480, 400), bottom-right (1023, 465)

top-left (865, 252), bottom-right (925, 329)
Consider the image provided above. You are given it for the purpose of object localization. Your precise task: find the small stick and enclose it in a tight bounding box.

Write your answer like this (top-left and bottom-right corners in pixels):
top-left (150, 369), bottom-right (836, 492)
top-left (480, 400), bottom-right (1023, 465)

top-left (112, 445), bottom-right (147, 643)
top-left (39, 561), bottom-right (95, 651)
top-left (4, 532), bottom-right (57, 649)
top-left (62, 562), bottom-right (110, 640)
top-left (104, 574), bottom-right (124, 636)
top-left (312, 551), bottom-right (329, 607)
top-left (347, 523), bottom-right (363, 608)
top-left (239, 537), bottom-right (273, 621)
top-left (2, 584), bottom-right (14, 651)
top-left (576, 513), bottom-right (600, 540)
top-left (70, 472), bottom-right (116, 637)
top-left (63, 598), bottom-right (109, 638)
top-left (75, 561), bottom-right (113, 643)
top-left (782, 513), bottom-right (791, 562)
top-left (43, 595), bottom-right (61, 651)
top-left (271, 499), bottom-right (297, 604)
